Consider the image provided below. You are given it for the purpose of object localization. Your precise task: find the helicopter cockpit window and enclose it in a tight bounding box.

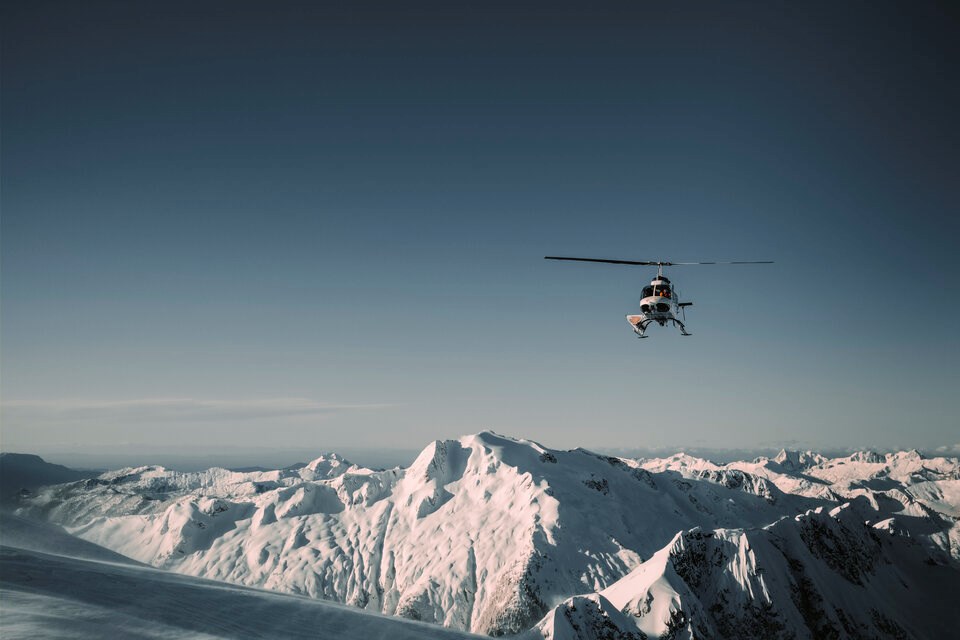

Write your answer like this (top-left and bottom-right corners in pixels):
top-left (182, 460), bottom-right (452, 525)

top-left (642, 286), bottom-right (654, 298)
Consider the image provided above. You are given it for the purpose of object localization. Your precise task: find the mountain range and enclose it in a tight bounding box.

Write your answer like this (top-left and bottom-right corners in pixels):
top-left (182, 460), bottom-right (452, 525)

top-left (10, 432), bottom-right (960, 639)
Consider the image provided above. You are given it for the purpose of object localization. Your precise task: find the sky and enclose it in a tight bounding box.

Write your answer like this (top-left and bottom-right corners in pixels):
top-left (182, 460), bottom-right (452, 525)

top-left (2, 1), bottom-right (958, 468)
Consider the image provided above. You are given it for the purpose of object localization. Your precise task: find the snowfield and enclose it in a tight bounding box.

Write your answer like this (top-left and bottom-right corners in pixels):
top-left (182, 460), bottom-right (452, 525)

top-left (0, 516), bottom-right (482, 640)
top-left (11, 431), bottom-right (960, 639)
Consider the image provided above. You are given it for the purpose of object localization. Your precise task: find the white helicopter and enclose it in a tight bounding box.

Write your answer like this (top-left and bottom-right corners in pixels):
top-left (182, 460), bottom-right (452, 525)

top-left (544, 256), bottom-right (773, 338)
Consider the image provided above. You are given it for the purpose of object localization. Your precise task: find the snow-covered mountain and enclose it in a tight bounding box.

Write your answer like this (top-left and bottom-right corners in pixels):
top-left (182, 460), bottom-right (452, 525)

top-left (528, 505), bottom-right (959, 640)
top-left (639, 448), bottom-right (960, 563)
top-left (17, 432), bottom-right (960, 638)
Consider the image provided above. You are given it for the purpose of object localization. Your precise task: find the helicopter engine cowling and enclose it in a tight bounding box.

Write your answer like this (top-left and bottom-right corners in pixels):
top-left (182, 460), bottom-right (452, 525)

top-left (640, 296), bottom-right (673, 316)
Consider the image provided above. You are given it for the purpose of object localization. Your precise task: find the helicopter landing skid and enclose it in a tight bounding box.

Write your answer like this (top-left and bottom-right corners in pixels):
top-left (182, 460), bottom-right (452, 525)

top-left (628, 315), bottom-right (691, 338)
top-left (628, 316), bottom-right (653, 339)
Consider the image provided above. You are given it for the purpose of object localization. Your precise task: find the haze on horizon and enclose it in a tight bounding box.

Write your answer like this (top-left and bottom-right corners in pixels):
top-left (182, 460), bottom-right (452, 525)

top-left (2, 1), bottom-right (958, 461)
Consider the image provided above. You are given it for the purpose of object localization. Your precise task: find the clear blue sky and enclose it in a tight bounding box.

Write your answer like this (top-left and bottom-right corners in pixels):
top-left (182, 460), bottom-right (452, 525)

top-left (3, 1), bottom-right (958, 464)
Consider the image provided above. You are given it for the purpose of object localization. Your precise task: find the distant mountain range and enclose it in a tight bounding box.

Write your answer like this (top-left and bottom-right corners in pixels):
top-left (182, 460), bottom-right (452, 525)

top-left (10, 432), bottom-right (960, 639)
top-left (0, 453), bottom-right (98, 504)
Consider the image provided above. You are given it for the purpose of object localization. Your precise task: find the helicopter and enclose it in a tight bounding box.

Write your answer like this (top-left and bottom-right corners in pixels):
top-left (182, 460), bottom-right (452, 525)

top-left (544, 256), bottom-right (773, 338)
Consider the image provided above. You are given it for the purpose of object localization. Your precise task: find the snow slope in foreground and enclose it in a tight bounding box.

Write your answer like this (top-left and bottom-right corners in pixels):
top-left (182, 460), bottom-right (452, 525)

top-left (0, 517), bottom-right (481, 640)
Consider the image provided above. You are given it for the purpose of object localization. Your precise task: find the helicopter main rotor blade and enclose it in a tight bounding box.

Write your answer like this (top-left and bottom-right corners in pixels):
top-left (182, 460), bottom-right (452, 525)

top-left (544, 257), bottom-right (773, 266)
top-left (544, 256), bottom-right (660, 266)
top-left (666, 261), bottom-right (775, 265)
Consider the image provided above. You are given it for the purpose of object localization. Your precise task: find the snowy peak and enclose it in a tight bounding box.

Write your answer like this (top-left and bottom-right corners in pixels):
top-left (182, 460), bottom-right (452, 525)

top-left (403, 432), bottom-right (551, 487)
top-left (397, 439), bottom-right (470, 518)
top-left (529, 593), bottom-right (647, 640)
top-left (303, 452), bottom-right (356, 478)
top-left (770, 449), bottom-right (825, 471)
top-left (637, 452), bottom-right (719, 474)
top-left (408, 439), bottom-right (469, 482)
top-left (848, 450), bottom-right (887, 464)
top-left (459, 431), bottom-right (557, 470)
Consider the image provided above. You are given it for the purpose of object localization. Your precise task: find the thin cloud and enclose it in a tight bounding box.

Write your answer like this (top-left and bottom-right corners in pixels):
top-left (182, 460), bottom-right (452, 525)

top-left (935, 444), bottom-right (960, 455)
top-left (1, 398), bottom-right (388, 424)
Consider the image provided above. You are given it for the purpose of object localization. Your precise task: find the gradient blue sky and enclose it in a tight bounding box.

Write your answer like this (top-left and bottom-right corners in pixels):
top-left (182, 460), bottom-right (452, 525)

top-left (3, 1), bottom-right (958, 465)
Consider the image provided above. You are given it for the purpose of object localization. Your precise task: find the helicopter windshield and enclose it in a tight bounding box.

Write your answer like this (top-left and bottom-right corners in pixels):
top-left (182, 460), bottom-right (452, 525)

top-left (642, 285), bottom-right (671, 298)
top-left (640, 285), bottom-right (673, 298)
